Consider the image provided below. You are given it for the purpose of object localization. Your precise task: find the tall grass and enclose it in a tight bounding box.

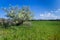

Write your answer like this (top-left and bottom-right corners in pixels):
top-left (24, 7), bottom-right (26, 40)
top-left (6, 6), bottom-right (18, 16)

top-left (0, 21), bottom-right (60, 40)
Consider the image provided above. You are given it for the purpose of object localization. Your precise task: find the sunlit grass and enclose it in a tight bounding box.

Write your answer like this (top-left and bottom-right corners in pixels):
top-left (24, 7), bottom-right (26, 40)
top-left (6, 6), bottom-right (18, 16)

top-left (0, 21), bottom-right (60, 40)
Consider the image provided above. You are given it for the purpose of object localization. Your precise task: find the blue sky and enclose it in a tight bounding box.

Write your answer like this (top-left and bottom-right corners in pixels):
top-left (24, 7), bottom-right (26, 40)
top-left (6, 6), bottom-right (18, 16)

top-left (0, 0), bottom-right (60, 19)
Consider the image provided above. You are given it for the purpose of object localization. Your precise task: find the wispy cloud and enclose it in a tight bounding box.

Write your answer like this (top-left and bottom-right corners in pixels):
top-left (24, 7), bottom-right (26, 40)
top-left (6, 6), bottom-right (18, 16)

top-left (40, 9), bottom-right (60, 19)
top-left (40, 13), bottom-right (57, 19)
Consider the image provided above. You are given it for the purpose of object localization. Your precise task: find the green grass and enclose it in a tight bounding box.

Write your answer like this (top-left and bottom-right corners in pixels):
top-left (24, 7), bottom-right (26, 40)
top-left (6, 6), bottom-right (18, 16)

top-left (0, 21), bottom-right (60, 40)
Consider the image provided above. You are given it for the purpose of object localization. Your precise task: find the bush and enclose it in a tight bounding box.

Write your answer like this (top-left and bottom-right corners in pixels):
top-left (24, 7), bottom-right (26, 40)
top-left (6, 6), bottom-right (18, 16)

top-left (23, 21), bottom-right (32, 26)
top-left (2, 21), bottom-right (10, 28)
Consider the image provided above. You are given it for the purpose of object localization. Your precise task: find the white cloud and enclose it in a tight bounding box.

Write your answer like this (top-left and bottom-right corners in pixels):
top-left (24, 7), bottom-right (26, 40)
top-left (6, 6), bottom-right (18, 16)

top-left (54, 9), bottom-right (60, 13)
top-left (34, 9), bottom-right (60, 20)
top-left (40, 12), bottom-right (58, 19)
top-left (39, 8), bottom-right (60, 19)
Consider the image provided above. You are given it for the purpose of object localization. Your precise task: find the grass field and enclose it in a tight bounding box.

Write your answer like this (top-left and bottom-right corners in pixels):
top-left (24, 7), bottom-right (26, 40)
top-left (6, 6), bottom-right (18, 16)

top-left (0, 21), bottom-right (60, 40)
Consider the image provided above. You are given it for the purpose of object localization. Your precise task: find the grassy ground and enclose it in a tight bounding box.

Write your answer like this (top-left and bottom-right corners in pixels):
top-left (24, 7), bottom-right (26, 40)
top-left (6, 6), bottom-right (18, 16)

top-left (0, 21), bottom-right (60, 40)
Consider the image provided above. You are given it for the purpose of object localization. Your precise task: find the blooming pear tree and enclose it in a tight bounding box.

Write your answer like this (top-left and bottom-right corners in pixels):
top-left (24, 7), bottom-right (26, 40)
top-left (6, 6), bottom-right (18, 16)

top-left (3, 6), bottom-right (33, 26)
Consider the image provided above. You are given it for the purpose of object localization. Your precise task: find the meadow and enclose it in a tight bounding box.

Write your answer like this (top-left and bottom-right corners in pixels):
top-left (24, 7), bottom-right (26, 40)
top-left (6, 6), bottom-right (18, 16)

top-left (0, 21), bottom-right (60, 40)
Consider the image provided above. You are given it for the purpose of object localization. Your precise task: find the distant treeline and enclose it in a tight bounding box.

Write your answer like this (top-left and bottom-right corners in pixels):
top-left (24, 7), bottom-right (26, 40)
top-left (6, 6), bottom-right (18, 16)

top-left (0, 18), bottom-right (60, 21)
top-left (29, 19), bottom-right (60, 21)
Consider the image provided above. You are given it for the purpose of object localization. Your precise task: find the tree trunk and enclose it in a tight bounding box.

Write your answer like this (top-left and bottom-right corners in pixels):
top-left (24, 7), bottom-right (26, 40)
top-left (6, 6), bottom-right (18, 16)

top-left (16, 20), bottom-right (24, 26)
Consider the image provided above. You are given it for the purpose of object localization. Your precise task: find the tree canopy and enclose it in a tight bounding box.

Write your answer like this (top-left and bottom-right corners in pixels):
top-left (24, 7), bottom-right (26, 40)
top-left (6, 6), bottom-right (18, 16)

top-left (2, 6), bottom-right (33, 26)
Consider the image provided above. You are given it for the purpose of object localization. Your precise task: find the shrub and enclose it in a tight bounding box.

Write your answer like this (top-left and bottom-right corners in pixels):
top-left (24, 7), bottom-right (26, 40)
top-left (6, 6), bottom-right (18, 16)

top-left (23, 21), bottom-right (32, 26)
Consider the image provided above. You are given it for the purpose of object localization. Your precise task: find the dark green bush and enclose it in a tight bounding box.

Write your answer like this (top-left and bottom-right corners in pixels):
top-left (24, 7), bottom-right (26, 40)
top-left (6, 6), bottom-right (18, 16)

top-left (2, 21), bottom-right (10, 28)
